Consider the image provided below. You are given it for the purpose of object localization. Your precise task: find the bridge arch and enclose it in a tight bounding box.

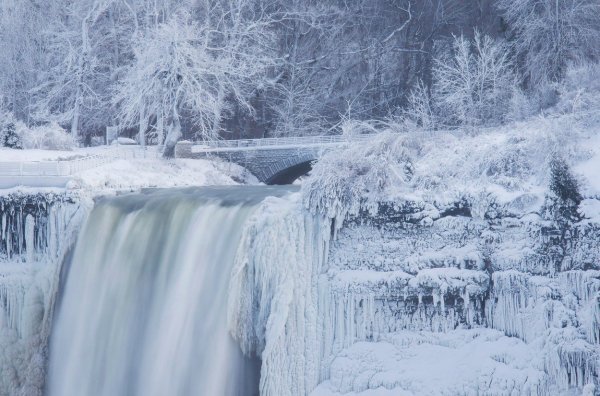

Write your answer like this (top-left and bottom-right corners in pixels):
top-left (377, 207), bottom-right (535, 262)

top-left (265, 160), bottom-right (314, 185)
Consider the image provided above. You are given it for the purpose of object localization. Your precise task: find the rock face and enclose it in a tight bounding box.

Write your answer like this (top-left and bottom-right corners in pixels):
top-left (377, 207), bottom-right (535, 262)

top-left (320, 196), bottom-right (600, 394)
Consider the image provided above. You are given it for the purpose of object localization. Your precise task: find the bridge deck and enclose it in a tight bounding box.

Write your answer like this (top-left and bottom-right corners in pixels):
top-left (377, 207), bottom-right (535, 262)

top-left (189, 133), bottom-right (375, 153)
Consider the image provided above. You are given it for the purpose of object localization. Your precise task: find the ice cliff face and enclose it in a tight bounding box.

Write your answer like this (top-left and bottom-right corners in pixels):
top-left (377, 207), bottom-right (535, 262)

top-left (0, 193), bottom-right (85, 396)
top-left (229, 190), bottom-right (600, 395)
top-left (326, 197), bottom-right (599, 394)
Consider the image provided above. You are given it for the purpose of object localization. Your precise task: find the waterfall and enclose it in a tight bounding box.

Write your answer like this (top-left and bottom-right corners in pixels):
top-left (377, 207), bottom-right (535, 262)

top-left (47, 186), bottom-right (295, 396)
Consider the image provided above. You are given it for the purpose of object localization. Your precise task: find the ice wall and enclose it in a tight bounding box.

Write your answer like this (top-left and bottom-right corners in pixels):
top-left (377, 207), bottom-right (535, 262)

top-left (230, 193), bottom-right (600, 395)
top-left (229, 194), bottom-right (332, 395)
top-left (0, 192), bottom-right (85, 396)
top-left (325, 198), bottom-right (600, 394)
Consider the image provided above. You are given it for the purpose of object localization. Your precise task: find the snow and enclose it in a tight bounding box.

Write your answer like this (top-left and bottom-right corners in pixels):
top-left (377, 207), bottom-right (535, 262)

top-left (0, 144), bottom-right (258, 193)
top-left (303, 113), bottom-right (600, 225)
top-left (0, 148), bottom-right (80, 162)
top-left (70, 158), bottom-right (255, 192)
top-left (574, 133), bottom-right (600, 198)
top-left (312, 329), bottom-right (549, 396)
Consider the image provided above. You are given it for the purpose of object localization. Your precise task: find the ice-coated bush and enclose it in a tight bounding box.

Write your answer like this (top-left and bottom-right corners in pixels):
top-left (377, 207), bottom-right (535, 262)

top-left (557, 62), bottom-right (600, 115)
top-left (303, 125), bottom-right (418, 221)
top-left (303, 111), bottom-right (592, 224)
top-left (20, 123), bottom-right (75, 150)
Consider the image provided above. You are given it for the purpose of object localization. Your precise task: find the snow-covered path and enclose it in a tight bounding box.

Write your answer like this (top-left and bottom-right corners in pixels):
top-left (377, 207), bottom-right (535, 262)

top-left (0, 175), bottom-right (71, 189)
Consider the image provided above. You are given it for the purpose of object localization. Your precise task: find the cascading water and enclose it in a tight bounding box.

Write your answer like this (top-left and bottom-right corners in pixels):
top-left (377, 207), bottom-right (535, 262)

top-left (47, 186), bottom-right (295, 396)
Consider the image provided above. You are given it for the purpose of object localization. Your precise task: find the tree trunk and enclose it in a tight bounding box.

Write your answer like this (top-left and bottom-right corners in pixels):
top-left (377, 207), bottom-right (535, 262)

top-left (162, 105), bottom-right (181, 158)
top-left (139, 103), bottom-right (147, 147)
top-left (156, 109), bottom-right (164, 145)
top-left (71, 98), bottom-right (81, 140)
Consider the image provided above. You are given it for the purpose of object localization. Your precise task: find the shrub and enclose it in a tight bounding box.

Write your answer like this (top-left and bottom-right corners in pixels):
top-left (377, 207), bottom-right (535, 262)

top-left (20, 123), bottom-right (75, 150)
top-left (1, 119), bottom-right (23, 149)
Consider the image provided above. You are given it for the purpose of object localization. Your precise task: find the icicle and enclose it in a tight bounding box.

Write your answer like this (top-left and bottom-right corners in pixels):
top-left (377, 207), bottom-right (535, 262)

top-left (25, 214), bottom-right (35, 264)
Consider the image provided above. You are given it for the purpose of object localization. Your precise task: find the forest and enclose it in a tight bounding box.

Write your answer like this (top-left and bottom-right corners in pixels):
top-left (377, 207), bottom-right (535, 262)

top-left (0, 0), bottom-right (599, 152)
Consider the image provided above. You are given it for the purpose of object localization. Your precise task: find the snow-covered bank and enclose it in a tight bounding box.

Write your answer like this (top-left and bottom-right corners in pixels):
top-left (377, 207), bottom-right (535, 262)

top-left (70, 157), bottom-right (256, 192)
top-left (312, 329), bottom-right (548, 396)
top-left (1, 145), bottom-right (257, 193)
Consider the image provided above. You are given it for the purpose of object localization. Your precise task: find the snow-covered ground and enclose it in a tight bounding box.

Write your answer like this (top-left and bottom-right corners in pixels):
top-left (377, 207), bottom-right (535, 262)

top-left (312, 329), bottom-right (548, 396)
top-left (0, 145), bottom-right (258, 194)
top-left (70, 157), bottom-right (256, 191)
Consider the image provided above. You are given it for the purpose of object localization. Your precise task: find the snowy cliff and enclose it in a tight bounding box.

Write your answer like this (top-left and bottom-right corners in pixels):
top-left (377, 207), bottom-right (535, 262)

top-left (229, 117), bottom-right (600, 395)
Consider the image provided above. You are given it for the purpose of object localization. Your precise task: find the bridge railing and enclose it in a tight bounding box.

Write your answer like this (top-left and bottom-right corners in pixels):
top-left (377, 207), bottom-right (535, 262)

top-left (195, 133), bottom-right (376, 150)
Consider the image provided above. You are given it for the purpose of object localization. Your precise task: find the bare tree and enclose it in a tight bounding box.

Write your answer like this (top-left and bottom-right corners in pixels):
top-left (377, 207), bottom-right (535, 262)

top-left (497, 0), bottom-right (600, 86)
top-left (432, 32), bottom-right (514, 127)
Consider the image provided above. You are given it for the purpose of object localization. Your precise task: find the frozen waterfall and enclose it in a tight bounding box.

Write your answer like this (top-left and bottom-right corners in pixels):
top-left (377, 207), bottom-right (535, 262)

top-left (47, 186), bottom-right (295, 396)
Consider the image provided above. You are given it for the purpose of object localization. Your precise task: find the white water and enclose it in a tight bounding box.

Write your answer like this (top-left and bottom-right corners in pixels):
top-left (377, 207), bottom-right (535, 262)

top-left (47, 186), bottom-right (294, 396)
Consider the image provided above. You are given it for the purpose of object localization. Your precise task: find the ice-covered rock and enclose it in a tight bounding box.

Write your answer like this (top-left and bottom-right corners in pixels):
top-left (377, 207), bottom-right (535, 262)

top-left (0, 192), bottom-right (86, 396)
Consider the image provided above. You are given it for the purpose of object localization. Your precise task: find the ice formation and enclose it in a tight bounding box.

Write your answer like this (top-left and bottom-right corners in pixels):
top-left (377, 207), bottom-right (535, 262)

top-left (1, 130), bottom-right (599, 396)
top-left (0, 192), bottom-right (86, 396)
top-left (228, 185), bottom-right (600, 395)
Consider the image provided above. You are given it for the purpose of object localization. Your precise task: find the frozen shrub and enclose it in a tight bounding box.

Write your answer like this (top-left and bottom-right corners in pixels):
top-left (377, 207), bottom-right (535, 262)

top-left (557, 62), bottom-right (600, 115)
top-left (303, 123), bottom-right (418, 221)
top-left (404, 80), bottom-right (435, 129)
top-left (0, 112), bottom-right (23, 149)
top-left (507, 87), bottom-right (536, 122)
top-left (340, 119), bottom-right (379, 137)
top-left (2, 121), bottom-right (23, 149)
top-left (20, 123), bottom-right (75, 150)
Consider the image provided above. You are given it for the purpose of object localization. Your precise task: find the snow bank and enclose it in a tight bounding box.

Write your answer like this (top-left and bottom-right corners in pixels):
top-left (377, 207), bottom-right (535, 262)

top-left (70, 157), bottom-right (255, 192)
top-left (303, 112), bottom-right (599, 227)
top-left (312, 329), bottom-right (549, 396)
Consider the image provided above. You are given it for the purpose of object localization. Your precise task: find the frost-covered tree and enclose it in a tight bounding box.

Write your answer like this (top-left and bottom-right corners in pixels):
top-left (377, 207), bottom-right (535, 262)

top-left (540, 155), bottom-right (583, 272)
top-left (497, 0), bottom-right (600, 86)
top-left (432, 32), bottom-right (515, 127)
top-left (0, 1), bottom-right (56, 123)
top-left (404, 80), bottom-right (434, 129)
top-left (34, 0), bottom-right (121, 140)
top-left (115, 5), bottom-right (274, 157)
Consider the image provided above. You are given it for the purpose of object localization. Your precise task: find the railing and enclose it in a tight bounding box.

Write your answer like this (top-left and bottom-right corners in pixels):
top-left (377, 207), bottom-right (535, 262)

top-left (192, 133), bottom-right (376, 151)
top-left (0, 146), bottom-right (161, 177)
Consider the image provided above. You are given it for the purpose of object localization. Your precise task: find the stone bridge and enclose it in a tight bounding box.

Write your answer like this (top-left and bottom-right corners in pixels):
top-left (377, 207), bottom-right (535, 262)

top-left (175, 134), bottom-right (375, 184)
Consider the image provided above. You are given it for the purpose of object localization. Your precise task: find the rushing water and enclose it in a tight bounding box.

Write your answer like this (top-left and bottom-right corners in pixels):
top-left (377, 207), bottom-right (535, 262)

top-left (47, 185), bottom-right (296, 396)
